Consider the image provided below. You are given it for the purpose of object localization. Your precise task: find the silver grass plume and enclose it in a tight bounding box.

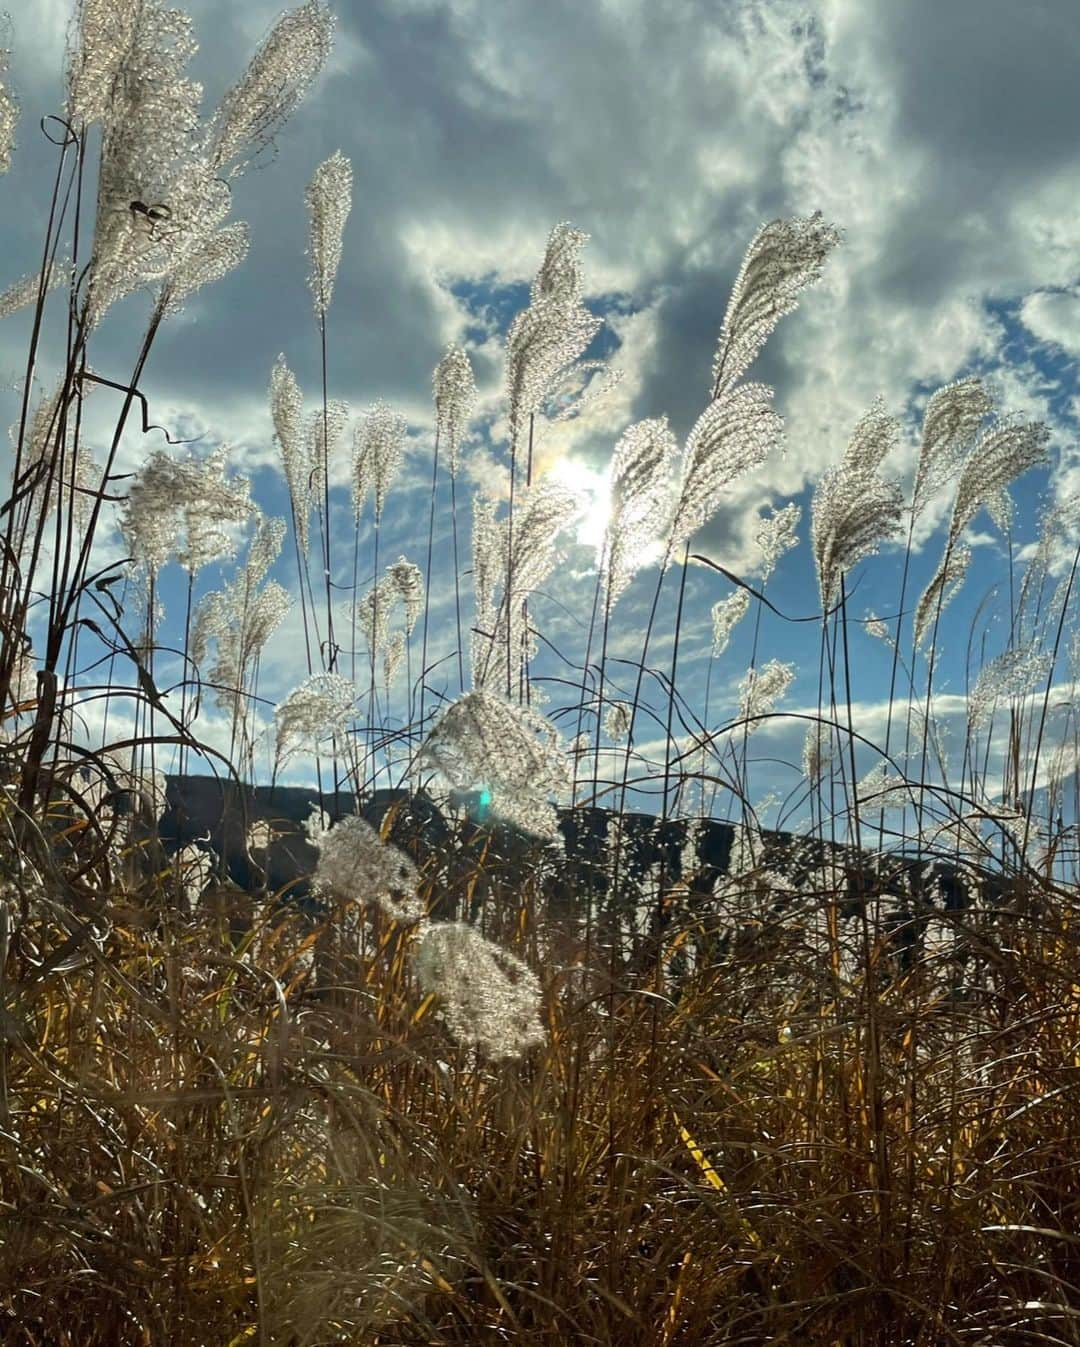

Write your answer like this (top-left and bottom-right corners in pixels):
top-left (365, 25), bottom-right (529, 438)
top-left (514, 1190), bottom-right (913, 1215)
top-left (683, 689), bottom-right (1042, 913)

top-left (192, 514), bottom-right (288, 709)
top-left (948, 417), bottom-right (1051, 545)
top-left (967, 640), bottom-right (1051, 732)
top-left (208, 0), bottom-right (334, 177)
top-left (387, 556), bottom-right (424, 636)
top-left (161, 219), bottom-right (249, 316)
top-left (412, 921), bottom-right (545, 1061)
top-left (0, 266), bottom-right (67, 320)
top-left (710, 212), bottom-right (841, 399)
top-left (306, 150), bottom-right (351, 316)
top-left (122, 446), bottom-right (253, 575)
top-left (304, 397), bottom-right (350, 506)
top-left (811, 398), bottom-right (905, 607)
top-left (1016, 490), bottom-right (1080, 642)
top-left (65, 0), bottom-right (140, 128)
top-left (756, 501), bottom-right (800, 582)
top-left (433, 343), bottom-right (477, 476)
top-left (667, 382), bottom-right (784, 558)
top-left (909, 377), bottom-right (993, 522)
top-left (479, 479), bottom-right (578, 692)
top-left (802, 719), bottom-right (833, 784)
top-left (354, 401), bottom-right (407, 524)
top-left (271, 354), bottom-right (316, 558)
top-left (711, 589), bottom-right (749, 657)
top-left (915, 416), bottom-right (1051, 641)
top-left (604, 700), bottom-right (632, 743)
top-left (913, 541), bottom-right (971, 651)
top-left (738, 658), bottom-right (795, 729)
top-left (0, 17), bottom-right (17, 174)
top-left (864, 612), bottom-right (894, 648)
top-left (273, 672), bottom-right (356, 772)
top-left (601, 418), bottom-right (677, 605)
top-left (81, 3), bottom-right (213, 325)
top-left (421, 689), bottom-right (571, 840)
top-left (470, 494), bottom-right (505, 685)
top-left (505, 223), bottom-right (602, 451)
top-left (357, 576), bottom-right (391, 656)
top-left (383, 629), bottom-right (406, 690)
top-left (312, 813), bottom-right (423, 925)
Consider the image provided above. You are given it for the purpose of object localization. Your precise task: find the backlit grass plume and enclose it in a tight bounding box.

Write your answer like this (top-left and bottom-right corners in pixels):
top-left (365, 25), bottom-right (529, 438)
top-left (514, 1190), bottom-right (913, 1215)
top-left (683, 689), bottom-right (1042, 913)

top-left (306, 149), bottom-right (352, 316)
top-left (811, 397), bottom-right (905, 607)
top-left (412, 920), bottom-right (545, 1061)
top-left (0, 16), bottom-right (16, 174)
top-left (421, 689), bottom-right (570, 839)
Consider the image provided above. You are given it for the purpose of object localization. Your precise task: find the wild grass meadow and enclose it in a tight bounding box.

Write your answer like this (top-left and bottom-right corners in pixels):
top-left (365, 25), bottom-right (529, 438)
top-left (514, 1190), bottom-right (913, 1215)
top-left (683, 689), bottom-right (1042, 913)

top-left (0, 2), bottom-right (1078, 1343)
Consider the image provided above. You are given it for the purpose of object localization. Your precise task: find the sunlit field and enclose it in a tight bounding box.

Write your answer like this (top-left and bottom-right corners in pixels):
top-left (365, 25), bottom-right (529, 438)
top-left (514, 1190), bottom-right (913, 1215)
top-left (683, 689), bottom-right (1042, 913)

top-left (1, 3), bottom-right (1078, 1344)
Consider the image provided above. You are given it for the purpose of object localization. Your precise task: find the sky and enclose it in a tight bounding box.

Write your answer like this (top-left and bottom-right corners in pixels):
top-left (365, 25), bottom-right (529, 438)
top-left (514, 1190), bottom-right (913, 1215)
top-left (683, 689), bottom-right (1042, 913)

top-left (2, 0), bottom-right (1079, 841)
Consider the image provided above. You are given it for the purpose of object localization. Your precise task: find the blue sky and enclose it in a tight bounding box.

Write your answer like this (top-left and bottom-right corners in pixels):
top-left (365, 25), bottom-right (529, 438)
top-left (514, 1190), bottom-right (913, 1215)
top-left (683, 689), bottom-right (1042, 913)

top-left (2, 0), bottom-right (1079, 835)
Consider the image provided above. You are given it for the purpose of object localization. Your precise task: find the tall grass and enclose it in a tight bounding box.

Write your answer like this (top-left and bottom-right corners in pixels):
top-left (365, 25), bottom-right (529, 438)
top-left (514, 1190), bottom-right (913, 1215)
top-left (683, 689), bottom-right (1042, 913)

top-left (0, 3), bottom-right (1078, 1344)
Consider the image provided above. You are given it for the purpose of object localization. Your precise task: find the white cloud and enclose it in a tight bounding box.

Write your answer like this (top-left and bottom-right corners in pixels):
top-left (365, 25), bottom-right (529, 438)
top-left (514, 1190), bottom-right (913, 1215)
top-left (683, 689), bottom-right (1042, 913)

top-left (1020, 288), bottom-right (1080, 358)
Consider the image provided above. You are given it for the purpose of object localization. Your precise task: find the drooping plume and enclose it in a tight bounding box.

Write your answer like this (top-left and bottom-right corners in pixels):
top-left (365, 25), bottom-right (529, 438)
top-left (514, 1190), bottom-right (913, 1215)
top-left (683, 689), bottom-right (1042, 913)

top-left (913, 542), bottom-right (971, 651)
top-left (421, 689), bottom-right (571, 839)
top-left (667, 383), bottom-right (784, 559)
top-left (710, 212), bottom-right (841, 399)
top-left (208, 0), bottom-right (334, 176)
top-left (121, 446), bottom-right (254, 576)
top-left (0, 18), bottom-right (17, 174)
top-left (711, 589), bottom-right (749, 657)
top-left (273, 672), bottom-right (356, 773)
top-left (738, 658), bottom-right (795, 728)
top-left (601, 418), bottom-right (677, 605)
top-left (811, 398), bottom-right (905, 607)
top-left (505, 223), bottom-right (602, 451)
top-left (755, 501), bottom-right (800, 583)
top-left (413, 921), bottom-right (545, 1061)
top-left (909, 377), bottom-right (993, 523)
top-left (312, 813), bottom-right (424, 925)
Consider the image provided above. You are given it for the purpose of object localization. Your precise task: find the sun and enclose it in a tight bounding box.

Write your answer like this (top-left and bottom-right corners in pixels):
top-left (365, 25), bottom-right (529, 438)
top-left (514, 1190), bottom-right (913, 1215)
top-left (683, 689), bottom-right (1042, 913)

top-left (548, 456), bottom-right (612, 553)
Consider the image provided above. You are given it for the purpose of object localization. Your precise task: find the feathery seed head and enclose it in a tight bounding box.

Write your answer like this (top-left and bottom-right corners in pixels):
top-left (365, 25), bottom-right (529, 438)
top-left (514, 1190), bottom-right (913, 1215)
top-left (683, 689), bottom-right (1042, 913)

top-left (711, 589), bottom-right (749, 657)
top-left (306, 150), bottom-right (351, 316)
top-left (949, 417), bottom-right (1051, 545)
top-left (968, 640), bottom-right (1051, 731)
top-left (354, 401), bottom-right (408, 523)
top-left (433, 343), bottom-right (477, 475)
top-left (312, 813), bottom-right (423, 925)
top-left (602, 417), bottom-right (677, 604)
top-left (422, 689), bottom-right (570, 840)
top-left (506, 223), bottom-right (601, 448)
top-left (273, 672), bottom-right (356, 771)
top-left (802, 719), bottom-right (832, 784)
top-left (738, 658), bottom-right (795, 729)
top-left (811, 400), bottom-right (905, 606)
top-left (668, 382), bottom-right (784, 558)
top-left (914, 542), bottom-right (971, 651)
top-left (604, 700), bottom-right (631, 742)
top-left (910, 377), bottom-right (993, 521)
top-left (387, 557), bottom-right (424, 636)
top-left (413, 920), bottom-right (545, 1061)
top-left (122, 446), bottom-right (253, 575)
top-left (711, 211), bottom-right (841, 399)
top-left (0, 17), bottom-right (17, 174)
top-left (65, 0), bottom-right (140, 128)
top-left (532, 222), bottom-right (590, 307)
top-left (755, 500), bottom-right (800, 582)
top-left (208, 0), bottom-right (334, 176)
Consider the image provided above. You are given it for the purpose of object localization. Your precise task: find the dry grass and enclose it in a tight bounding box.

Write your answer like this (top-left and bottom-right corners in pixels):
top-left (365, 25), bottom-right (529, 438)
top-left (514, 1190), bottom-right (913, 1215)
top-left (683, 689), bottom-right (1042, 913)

top-left (2, 820), bottom-right (1077, 1346)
